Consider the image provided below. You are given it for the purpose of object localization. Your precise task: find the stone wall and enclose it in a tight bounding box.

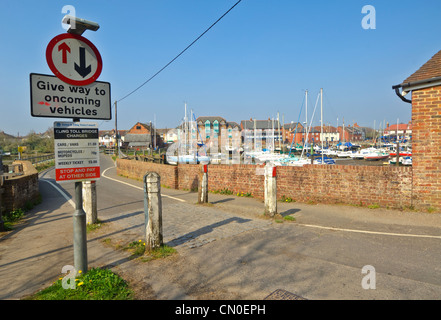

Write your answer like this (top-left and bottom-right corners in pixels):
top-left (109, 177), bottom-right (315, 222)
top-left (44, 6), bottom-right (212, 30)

top-left (1, 160), bottom-right (40, 213)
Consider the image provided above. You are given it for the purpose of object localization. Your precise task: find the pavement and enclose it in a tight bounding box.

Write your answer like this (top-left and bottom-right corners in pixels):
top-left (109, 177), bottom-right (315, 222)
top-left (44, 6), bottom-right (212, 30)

top-left (1, 154), bottom-right (441, 300)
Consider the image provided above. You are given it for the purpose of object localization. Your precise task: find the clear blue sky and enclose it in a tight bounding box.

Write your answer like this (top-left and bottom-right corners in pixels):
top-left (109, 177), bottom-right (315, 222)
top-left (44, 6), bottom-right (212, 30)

top-left (1, 0), bottom-right (440, 136)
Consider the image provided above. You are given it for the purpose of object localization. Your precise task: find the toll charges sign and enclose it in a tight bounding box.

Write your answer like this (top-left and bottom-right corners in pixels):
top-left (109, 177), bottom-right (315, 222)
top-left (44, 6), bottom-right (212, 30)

top-left (30, 73), bottom-right (111, 120)
top-left (54, 122), bottom-right (100, 182)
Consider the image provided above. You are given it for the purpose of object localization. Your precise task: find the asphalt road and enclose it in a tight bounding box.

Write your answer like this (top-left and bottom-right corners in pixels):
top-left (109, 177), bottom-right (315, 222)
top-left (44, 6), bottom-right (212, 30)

top-left (1, 153), bottom-right (441, 300)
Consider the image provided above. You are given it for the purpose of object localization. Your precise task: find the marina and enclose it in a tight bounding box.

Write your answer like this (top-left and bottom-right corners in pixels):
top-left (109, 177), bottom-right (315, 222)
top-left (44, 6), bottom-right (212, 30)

top-left (163, 89), bottom-right (411, 168)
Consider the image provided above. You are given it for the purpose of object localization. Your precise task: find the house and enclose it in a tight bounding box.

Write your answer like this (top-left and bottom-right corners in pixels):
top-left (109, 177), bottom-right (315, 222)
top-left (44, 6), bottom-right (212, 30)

top-left (318, 125), bottom-right (340, 144)
top-left (282, 122), bottom-right (304, 144)
top-left (196, 116), bottom-right (241, 145)
top-left (240, 119), bottom-right (282, 144)
top-left (99, 130), bottom-right (114, 147)
top-left (99, 129), bottom-right (126, 147)
top-left (124, 122), bottom-right (162, 149)
top-left (156, 128), bottom-right (178, 144)
top-left (392, 48), bottom-right (441, 211)
top-left (337, 125), bottom-right (363, 142)
top-left (383, 122), bottom-right (412, 140)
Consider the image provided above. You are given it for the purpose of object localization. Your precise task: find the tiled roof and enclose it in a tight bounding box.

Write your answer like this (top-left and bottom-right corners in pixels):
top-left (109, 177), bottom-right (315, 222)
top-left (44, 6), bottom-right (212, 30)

top-left (240, 120), bottom-right (281, 130)
top-left (385, 124), bottom-right (410, 131)
top-left (227, 121), bottom-right (240, 128)
top-left (283, 122), bottom-right (303, 131)
top-left (402, 49), bottom-right (441, 84)
top-left (196, 116), bottom-right (226, 123)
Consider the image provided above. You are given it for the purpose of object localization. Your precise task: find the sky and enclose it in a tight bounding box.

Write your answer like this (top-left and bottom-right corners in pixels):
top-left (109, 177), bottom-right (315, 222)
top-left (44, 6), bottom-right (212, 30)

top-left (1, 0), bottom-right (441, 136)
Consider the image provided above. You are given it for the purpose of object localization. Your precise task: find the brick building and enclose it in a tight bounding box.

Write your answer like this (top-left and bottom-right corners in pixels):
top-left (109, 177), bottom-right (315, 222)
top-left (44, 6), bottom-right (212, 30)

top-left (240, 119), bottom-right (283, 145)
top-left (124, 122), bottom-right (162, 149)
top-left (196, 116), bottom-right (241, 146)
top-left (282, 122), bottom-right (304, 144)
top-left (393, 49), bottom-right (441, 211)
top-left (384, 123), bottom-right (412, 140)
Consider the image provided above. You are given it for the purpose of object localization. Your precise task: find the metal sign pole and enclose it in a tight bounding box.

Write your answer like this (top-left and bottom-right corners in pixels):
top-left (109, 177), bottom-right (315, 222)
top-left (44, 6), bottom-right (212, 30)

top-left (0, 152), bottom-right (4, 232)
top-left (72, 118), bottom-right (87, 274)
top-left (73, 180), bottom-right (87, 274)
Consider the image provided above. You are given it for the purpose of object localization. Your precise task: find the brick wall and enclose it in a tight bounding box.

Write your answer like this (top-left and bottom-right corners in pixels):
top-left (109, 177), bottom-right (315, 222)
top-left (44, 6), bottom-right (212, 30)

top-left (276, 165), bottom-right (411, 208)
top-left (117, 159), bottom-right (177, 188)
top-left (411, 86), bottom-right (441, 210)
top-left (177, 165), bottom-right (200, 191)
top-left (117, 159), bottom-right (413, 210)
top-left (206, 164), bottom-right (266, 198)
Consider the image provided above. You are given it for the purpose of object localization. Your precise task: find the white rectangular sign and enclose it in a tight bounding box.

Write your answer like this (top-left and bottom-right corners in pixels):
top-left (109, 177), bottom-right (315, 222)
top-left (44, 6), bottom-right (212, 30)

top-left (54, 121), bottom-right (100, 182)
top-left (30, 73), bottom-right (111, 120)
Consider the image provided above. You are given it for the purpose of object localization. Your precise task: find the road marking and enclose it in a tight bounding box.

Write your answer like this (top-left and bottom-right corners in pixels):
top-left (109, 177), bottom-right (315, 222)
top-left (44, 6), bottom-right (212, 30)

top-left (299, 223), bottom-right (441, 239)
top-left (40, 178), bottom-right (76, 208)
top-left (101, 166), bottom-right (186, 203)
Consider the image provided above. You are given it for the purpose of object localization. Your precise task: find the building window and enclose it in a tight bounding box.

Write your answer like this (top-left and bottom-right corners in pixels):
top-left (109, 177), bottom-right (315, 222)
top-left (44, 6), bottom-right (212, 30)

top-left (213, 120), bottom-right (219, 138)
top-left (205, 120), bottom-right (210, 139)
top-left (136, 126), bottom-right (141, 130)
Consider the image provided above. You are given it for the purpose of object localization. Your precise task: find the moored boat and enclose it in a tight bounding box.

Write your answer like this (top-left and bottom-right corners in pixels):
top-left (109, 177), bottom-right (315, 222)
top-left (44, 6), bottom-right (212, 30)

top-left (364, 151), bottom-right (390, 161)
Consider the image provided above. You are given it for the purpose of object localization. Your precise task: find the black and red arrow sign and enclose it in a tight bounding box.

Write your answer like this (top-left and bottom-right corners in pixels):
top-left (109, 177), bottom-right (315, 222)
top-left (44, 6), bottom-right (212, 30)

top-left (46, 33), bottom-right (102, 86)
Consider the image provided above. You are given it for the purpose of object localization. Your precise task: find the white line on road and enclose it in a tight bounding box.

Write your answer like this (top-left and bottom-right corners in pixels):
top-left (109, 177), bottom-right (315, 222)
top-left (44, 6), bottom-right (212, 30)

top-left (101, 166), bottom-right (186, 203)
top-left (299, 223), bottom-right (441, 239)
top-left (40, 178), bottom-right (76, 208)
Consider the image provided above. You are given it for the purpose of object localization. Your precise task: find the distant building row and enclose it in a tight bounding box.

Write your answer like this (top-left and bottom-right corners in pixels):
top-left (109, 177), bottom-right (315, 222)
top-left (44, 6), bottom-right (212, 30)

top-left (99, 117), bottom-right (411, 148)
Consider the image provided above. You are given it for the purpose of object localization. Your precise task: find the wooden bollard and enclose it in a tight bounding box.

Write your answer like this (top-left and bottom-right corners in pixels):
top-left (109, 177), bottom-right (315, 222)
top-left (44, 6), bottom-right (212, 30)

top-left (198, 164), bottom-right (208, 204)
top-left (143, 172), bottom-right (163, 251)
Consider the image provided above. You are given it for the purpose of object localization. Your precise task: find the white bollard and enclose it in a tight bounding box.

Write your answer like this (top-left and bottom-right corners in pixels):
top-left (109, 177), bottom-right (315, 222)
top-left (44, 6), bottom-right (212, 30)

top-left (82, 181), bottom-right (97, 225)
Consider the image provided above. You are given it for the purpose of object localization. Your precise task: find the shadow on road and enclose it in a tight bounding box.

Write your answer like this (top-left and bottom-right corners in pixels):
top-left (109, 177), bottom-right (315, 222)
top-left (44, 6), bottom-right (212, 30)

top-left (167, 216), bottom-right (251, 247)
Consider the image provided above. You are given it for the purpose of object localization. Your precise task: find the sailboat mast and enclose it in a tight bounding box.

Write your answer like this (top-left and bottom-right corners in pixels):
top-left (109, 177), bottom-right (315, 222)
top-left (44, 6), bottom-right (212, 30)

top-left (184, 102), bottom-right (187, 154)
top-left (305, 90), bottom-right (308, 145)
top-left (321, 88), bottom-right (324, 163)
top-left (277, 112), bottom-right (280, 151)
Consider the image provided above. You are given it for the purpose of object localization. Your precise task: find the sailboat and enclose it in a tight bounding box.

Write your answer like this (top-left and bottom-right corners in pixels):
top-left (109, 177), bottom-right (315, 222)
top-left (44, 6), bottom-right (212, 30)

top-left (166, 104), bottom-right (210, 165)
top-left (277, 88), bottom-right (334, 166)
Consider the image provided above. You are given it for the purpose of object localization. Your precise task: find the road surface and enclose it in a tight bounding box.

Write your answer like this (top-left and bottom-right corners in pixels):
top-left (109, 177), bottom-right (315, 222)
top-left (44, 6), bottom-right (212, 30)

top-left (1, 153), bottom-right (441, 300)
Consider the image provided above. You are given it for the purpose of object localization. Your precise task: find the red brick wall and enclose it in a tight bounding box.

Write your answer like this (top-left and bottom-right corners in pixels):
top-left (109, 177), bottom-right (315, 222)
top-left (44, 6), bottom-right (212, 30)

top-left (177, 165), bottom-right (200, 191)
top-left (206, 164), bottom-right (266, 197)
top-left (411, 87), bottom-right (441, 210)
top-left (276, 165), bottom-right (411, 208)
top-left (117, 159), bottom-right (412, 210)
top-left (117, 159), bottom-right (177, 188)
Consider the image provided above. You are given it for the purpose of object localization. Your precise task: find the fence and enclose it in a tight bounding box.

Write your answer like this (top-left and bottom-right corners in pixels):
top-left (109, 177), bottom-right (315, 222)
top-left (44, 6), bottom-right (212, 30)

top-left (21, 153), bottom-right (55, 165)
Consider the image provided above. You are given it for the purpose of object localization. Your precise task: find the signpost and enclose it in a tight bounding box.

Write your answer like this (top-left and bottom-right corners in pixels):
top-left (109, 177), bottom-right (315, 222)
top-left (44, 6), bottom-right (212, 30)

top-left (54, 121), bottom-right (100, 183)
top-left (30, 73), bottom-right (111, 120)
top-left (30, 18), bottom-right (108, 275)
top-left (46, 33), bottom-right (102, 86)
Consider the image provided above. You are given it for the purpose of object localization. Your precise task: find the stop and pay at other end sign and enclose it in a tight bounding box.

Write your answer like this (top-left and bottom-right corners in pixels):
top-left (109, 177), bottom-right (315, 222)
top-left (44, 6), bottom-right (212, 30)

top-left (46, 33), bottom-right (102, 86)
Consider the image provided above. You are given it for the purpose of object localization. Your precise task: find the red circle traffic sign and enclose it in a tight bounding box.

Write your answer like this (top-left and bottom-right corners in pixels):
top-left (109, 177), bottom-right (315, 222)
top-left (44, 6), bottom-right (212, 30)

top-left (46, 33), bottom-right (102, 86)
